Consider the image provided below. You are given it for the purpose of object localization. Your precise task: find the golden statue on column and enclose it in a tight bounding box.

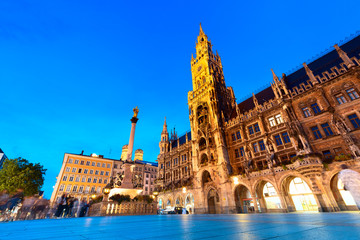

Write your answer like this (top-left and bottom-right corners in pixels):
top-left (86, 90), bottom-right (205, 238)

top-left (133, 106), bottom-right (139, 118)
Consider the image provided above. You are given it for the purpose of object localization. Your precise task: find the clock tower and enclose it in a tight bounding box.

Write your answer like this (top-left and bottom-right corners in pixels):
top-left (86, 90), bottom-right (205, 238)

top-left (188, 24), bottom-right (236, 213)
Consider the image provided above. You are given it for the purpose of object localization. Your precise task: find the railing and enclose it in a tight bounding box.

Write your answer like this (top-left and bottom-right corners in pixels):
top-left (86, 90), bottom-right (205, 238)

top-left (88, 201), bottom-right (157, 216)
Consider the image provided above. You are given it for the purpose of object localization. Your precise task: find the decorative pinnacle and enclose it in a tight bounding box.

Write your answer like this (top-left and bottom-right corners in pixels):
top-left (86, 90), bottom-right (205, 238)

top-left (271, 69), bottom-right (279, 82)
top-left (302, 62), bottom-right (318, 85)
top-left (334, 44), bottom-right (355, 68)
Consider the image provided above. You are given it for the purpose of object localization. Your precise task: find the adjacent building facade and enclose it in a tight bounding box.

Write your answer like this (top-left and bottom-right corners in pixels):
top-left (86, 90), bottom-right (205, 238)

top-left (51, 152), bottom-right (158, 203)
top-left (155, 25), bottom-right (360, 214)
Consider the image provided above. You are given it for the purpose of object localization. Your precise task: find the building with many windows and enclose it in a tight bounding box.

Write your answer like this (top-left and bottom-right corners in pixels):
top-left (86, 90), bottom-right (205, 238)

top-left (155, 25), bottom-right (360, 214)
top-left (50, 152), bottom-right (158, 203)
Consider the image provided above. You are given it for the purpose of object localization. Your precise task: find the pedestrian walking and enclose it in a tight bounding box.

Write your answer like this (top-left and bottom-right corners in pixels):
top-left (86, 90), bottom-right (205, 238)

top-left (54, 194), bottom-right (67, 218)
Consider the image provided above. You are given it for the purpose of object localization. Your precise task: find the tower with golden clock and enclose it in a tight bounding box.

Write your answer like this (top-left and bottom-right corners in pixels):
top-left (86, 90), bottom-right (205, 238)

top-left (188, 24), bottom-right (236, 212)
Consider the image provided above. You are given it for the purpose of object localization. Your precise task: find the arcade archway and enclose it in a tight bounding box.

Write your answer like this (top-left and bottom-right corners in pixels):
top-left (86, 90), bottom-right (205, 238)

top-left (330, 173), bottom-right (358, 211)
top-left (234, 185), bottom-right (258, 213)
top-left (185, 193), bottom-right (195, 214)
top-left (255, 181), bottom-right (282, 212)
top-left (287, 177), bottom-right (318, 212)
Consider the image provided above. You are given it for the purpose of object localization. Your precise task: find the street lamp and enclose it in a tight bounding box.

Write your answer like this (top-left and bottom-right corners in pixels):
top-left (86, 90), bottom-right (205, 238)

top-left (103, 184), bottom-right (112, 202)
top-left (182, 187), bottom-right (186, 193)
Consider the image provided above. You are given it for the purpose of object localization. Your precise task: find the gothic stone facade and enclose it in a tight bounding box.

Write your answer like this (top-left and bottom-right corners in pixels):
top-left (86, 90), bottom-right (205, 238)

top-left (156, 26), bottom-right (360, 214)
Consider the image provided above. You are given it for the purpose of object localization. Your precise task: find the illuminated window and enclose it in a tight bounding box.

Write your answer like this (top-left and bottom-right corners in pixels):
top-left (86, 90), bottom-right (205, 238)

top-left (275, 114), bottom-right (283, 124)
top-left (91, 187), bottom-right (96, 193)
top-left (85, 186), bottom-right (90, 193)
top-left (81, 177), bottom-right (86, 182)
top-left (75, 176), bottom-right (80, 182)
top-left (268, 117), bottom-right (276, 127)
top-left (66, 185), bottom-right (72, 192)
top-left (263, 182), bottom-right (281, 209)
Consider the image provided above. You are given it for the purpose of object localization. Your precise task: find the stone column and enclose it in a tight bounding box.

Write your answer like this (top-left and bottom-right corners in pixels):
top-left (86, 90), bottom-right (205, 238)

top-left (127, 116), bottom-right (139, 161)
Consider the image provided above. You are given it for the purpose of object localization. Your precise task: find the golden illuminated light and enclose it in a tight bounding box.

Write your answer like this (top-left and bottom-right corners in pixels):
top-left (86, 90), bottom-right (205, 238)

top-left (182, 187), bottom-right (186, 193)
top-left (233, 177), bottom-right (239, 185)
top-left (91, 194), bottom-right (96, 199)
top-left (153, 191), bottom-right (159, 196)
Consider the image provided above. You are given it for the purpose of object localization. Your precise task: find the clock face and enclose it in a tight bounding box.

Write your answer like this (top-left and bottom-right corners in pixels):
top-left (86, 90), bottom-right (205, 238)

top-left (197, 66), bottom-right (202, 72)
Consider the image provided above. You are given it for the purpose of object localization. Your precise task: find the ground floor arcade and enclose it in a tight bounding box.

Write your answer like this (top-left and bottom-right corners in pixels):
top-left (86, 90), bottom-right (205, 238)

top-left (157, 161), bottom-right (360, 214)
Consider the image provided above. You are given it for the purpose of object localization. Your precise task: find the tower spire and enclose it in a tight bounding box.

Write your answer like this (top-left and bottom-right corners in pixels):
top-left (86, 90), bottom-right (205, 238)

top-left (199, 23), bottom-right (204, 35)
top-left (162, 117), bottom-right (168, 133)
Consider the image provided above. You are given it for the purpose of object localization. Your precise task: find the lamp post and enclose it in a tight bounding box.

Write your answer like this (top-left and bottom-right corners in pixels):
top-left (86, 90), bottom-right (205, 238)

top-left (153, 191), bottom-right (159, 214)
top-left (103, 185), bottom-right (111, 202)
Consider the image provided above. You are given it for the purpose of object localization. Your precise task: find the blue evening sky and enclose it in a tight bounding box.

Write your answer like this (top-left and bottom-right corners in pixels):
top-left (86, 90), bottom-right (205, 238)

top-left (0, 1), bottom-right (359, 198)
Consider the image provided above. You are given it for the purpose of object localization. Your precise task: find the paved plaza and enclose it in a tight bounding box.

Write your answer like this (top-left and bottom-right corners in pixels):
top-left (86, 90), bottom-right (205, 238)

top-left (1, 213), bottom-right (360, 240)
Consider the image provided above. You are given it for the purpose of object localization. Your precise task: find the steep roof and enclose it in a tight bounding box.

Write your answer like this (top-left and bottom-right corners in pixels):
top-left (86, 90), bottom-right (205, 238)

top-left (232, 34), bottom-right (360, 117)
top-left (286, 35), bottom-right (360, 90)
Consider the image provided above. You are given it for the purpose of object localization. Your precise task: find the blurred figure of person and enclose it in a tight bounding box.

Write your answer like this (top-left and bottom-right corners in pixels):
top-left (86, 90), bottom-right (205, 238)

top-left (54, 194), bottom-right (67, 218)
top-left (79, 198), bottom-right (88, 217)
top-left (338, 165), bottom-right (360, 209)
top-left (72, 198), bottom-right (79, 217)
top-left (65, 195), bottom-right (74, 217)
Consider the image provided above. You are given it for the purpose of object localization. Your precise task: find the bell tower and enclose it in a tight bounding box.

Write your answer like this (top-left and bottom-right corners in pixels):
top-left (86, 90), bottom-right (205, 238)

top-left (188, 24), bottom-right (235, 176)
top-left (159, 117), bottom-right (169, 154)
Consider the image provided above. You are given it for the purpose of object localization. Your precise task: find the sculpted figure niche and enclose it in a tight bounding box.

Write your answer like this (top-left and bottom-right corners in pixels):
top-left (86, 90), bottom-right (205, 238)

top-left (197, 103), bottom-right (209, 130)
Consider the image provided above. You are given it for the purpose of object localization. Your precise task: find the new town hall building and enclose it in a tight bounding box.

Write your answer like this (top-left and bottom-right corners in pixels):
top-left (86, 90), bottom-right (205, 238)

top-left (155, 25), bottom-right (360, 214)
